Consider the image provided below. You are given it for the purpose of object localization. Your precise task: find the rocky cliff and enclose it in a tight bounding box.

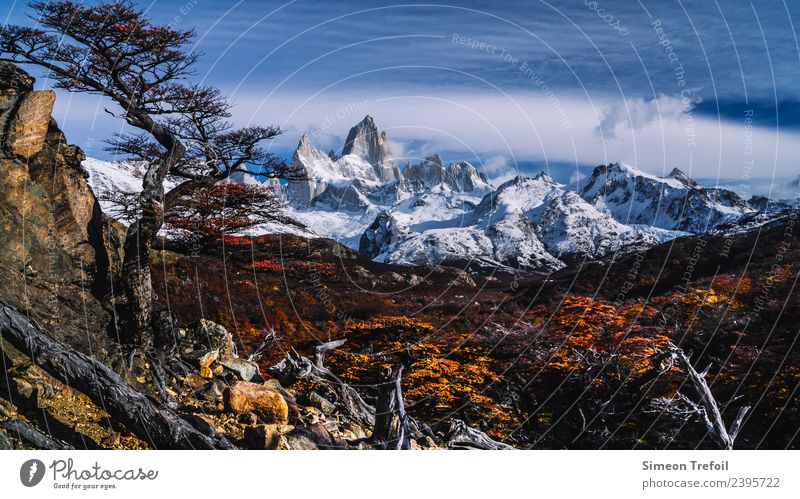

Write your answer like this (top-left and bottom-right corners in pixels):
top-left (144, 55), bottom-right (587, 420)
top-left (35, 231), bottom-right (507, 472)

top-left (0, 62), bottom-right (120, 355)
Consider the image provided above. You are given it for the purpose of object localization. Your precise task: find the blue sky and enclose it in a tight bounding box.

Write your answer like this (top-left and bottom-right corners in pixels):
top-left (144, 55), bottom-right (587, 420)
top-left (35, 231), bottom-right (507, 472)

top-left (3, 0), bottom-right (800, 196)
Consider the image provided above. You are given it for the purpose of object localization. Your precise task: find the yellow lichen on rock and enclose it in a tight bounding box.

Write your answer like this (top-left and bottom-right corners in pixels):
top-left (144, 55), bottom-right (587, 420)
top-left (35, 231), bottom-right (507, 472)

top-left (6, 90), bottom-right (54, 157)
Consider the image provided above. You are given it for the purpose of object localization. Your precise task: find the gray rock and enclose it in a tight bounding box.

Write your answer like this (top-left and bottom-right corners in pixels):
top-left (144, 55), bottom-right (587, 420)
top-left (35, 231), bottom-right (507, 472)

top-left (407, 274), bottom-right (424, 286)
top-left (351, 265), bottom-right (372, 281)
top-left (194, 380), bottom-right (225, 403)
top-left (299, 423), bottom-right (348, 449)
top-left (284, 432), bottom-right (318, 450)
top-left (378, 272), bottom-right (405, 286)
top-left (434, 267), bottom-right (476, 288)
top-left (182, 320), bottom-right (236, 358)
top-left (219, 357), bottom-right (260, 381)
top-left (308, 391), bottom-right (336, 414)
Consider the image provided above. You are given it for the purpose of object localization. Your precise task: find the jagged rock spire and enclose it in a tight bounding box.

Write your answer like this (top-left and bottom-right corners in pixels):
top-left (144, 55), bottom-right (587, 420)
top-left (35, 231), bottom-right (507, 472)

top-left (342, 115), bottom-right (401, 182)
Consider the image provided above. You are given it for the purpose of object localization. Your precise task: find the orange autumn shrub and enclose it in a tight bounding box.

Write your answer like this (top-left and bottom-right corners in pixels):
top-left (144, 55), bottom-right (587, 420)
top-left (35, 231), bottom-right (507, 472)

top-left (538, 297), bottom-right (671, 376)
top-left (249, 259), bottom-right (284, 273)
top-left (321, 316), bottom-right (512, 434)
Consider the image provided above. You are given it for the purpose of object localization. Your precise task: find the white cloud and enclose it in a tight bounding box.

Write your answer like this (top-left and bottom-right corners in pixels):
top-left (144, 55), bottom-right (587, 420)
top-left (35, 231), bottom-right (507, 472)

top-left (597, 95), bottom-right (688, 138)
top-left (483, 155), bottom-right (509, 175)
top-left (52, 88), bottom-right (800, 183)
top-left (570, 171), bottom-right (586, 183)
top-left (386, 139), bottom-right (407, 164)
top-left (480, 155), bottom-right (518, 185)
top-left (238, 89), bottom-right (800, 180)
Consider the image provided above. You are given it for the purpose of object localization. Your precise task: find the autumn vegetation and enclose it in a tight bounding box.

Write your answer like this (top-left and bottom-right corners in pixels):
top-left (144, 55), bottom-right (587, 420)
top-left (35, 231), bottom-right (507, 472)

top-left (148, 213), bottom-right (799, 448)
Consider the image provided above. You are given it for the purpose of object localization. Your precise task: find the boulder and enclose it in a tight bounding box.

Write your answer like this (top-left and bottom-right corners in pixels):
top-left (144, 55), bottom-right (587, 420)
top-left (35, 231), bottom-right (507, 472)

top-left (378, 272), bottom-right (405, 286)
top-left (433, 267), bottom-right (476, 288)
top-left (298, 423), bottom-right (348, 449)
top-left (243, 424), bottom-right (293, 450)
top-left (181, 320), bottom-right (236, 358)
top-left (218, 357), bottom-right (259, 381)
top-left (0, 63), bottom-right (118, 357)
top-left (194, 380), bottom-right (225, 403)
top-left (351, 265), bottom-right (373, 282)
top-left (224, 381), bottom-right (289, 424)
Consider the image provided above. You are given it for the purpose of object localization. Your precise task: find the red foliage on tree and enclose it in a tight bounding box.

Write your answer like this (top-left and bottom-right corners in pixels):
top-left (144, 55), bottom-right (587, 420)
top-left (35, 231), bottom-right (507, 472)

top-left (163, 182), bottom-right (301, 249)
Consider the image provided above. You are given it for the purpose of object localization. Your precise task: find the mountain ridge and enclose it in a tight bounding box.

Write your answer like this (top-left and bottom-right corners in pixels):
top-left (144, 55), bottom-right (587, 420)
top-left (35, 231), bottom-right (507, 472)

top-left (84, 116), bottom-right (793, 273)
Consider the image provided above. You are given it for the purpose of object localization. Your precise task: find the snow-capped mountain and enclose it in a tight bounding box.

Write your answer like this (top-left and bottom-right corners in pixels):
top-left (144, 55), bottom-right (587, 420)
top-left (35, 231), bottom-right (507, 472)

top-left (579, 163), bottom-right (755, 232)
top-left (362, 173), bottom-right (656, 271)
top-left (341, 114), bottom-right (402, 182)
top-left (286, 134), bottom-right (379, 210)
top-left (283, 116), bottom-right (492, 248)
top-left (285, 116), bottom-right (404, 211)
top-left (401, 154), bottom-right (492, 194)
top-left (82, 116), bottom-right (789, 273)
top-left (82, 157), bottom-right (179, 218)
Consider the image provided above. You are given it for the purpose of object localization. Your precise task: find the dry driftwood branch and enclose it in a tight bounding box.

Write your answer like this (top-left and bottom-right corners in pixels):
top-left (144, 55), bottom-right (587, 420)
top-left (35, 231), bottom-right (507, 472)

top-left (371, 364), bottom-right (410, 450)
top-left (268, 344), bottom-right (375, 427)
top-left (443, 419), bottom-right (514, 450)
top-left (314, 339), bottom-right (348, 369)
top-left (0, 300), bottom-right (234, 450)
top-left (0, 417), bottom-right (73, 450)
top-left (247, 328), bottom-right (277, 363)
top-left (667, 342), bottom-right (750, 449)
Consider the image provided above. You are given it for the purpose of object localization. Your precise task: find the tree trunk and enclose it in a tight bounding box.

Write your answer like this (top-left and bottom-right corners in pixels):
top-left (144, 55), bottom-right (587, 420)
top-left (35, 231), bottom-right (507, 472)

top-left (122, 222), bottom-right (154, 345)
top-left (120, 119), bottom-right (185, 346)
top-left (371, 364), bottom-right (410, 450)
top-left (0, 300), bottom-right (234, 449)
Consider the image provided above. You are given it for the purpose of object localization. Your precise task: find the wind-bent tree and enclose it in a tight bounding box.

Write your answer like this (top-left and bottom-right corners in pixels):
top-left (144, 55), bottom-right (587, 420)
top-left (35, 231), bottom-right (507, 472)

top-left (0, 1), bottom-right (299, 347)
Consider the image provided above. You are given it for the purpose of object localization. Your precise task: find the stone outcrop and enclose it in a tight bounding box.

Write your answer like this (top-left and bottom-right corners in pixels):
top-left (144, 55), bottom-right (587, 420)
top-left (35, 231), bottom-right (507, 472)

top-left (0, 62), bottom-right (120, 355)
top-left (4, 90), bottom-right (55, 158)
top-left (402, 154), bottom-right (447, 191)
top-left (341, 115), bottom-right (401, 182)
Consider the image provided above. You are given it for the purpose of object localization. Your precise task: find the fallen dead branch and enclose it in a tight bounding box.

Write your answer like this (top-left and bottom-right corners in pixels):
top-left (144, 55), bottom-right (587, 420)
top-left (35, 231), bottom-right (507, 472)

top-left (0, 300), bottom-right (234, 450)
top-left (665, 342), bottom-right (750, 450)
